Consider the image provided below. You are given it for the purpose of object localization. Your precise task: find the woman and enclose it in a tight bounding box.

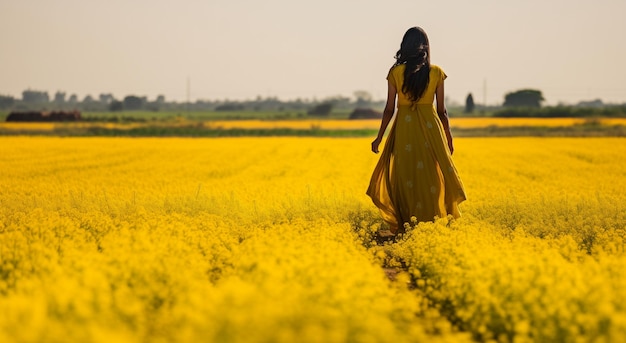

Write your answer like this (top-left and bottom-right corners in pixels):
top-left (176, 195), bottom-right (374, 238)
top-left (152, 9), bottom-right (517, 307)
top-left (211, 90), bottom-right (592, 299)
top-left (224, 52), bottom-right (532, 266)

top-left (367, 27), bottom-right (466, 234)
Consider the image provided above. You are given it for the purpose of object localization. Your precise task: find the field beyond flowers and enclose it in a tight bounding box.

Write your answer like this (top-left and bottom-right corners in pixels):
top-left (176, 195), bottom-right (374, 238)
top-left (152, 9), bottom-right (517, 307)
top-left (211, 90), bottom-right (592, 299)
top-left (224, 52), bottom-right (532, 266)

top-left (1, 137), bottom-right (626, 342)
top-left (1, 117), bottom-right (626, 137)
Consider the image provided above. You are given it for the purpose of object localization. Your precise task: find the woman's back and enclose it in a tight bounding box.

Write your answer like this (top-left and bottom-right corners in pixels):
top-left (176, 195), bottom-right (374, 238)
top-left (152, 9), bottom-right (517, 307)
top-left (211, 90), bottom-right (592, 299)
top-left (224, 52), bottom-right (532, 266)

top-left (387, 64), bottom-right (446, 106)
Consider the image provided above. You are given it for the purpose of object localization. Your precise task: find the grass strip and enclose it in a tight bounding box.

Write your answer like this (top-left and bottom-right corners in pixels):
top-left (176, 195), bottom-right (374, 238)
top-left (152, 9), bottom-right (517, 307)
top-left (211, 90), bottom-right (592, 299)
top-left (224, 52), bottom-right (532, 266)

top-left (0, 123), bottom-right (625, 137)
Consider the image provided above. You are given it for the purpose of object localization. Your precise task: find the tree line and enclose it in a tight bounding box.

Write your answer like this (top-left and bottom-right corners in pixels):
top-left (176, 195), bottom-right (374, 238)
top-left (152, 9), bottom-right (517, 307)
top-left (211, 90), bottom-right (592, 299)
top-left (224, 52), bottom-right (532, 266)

top-left (2, 89), bottom-right (625, 118)
top-left (463, 89), bottom-right (626, 117)
top-left (0, 90), bottom-right (383, 115)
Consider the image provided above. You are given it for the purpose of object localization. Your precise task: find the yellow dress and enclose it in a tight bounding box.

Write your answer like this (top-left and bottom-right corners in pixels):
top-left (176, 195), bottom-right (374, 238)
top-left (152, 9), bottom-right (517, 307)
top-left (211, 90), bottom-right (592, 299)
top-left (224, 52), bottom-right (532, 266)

top-left (367, 64), bottom-right (467, 230)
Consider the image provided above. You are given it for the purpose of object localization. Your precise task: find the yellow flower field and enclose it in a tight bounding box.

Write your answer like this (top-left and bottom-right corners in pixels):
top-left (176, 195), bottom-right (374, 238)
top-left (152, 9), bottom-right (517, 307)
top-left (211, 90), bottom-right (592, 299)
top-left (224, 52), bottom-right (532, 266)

top-left (1, 117), bottom-right (625, 133)
top-left (1, 136), bottom-right (625, 342)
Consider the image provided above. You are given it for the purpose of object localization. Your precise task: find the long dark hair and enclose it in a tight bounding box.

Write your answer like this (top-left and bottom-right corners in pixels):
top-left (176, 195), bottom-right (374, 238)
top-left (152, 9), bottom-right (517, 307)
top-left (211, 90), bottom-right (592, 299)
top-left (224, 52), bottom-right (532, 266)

top-left (393, 27), bottom-right (431, 103)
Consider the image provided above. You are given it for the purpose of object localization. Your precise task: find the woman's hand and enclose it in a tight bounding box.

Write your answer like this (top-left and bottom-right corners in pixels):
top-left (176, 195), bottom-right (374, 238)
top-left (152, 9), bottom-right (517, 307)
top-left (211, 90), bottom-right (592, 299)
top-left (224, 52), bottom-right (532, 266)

top-left (445, 130), bottom-right (454, 155)
top-left (371, 137), bottom-right (382, 154)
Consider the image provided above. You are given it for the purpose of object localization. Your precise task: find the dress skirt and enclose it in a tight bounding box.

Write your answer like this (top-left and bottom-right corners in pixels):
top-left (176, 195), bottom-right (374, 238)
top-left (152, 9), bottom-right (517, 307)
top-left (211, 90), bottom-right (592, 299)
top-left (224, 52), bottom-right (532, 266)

top-left (367, 104), bottom-right (467, 231)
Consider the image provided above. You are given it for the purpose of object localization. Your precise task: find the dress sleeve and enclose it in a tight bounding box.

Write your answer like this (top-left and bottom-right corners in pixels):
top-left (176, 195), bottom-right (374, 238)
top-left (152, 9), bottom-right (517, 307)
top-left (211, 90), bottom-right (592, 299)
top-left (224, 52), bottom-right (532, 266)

top-left (386, 67), bottom-right (396, 87)
top-left (439, 65), bottom-right (448, 81)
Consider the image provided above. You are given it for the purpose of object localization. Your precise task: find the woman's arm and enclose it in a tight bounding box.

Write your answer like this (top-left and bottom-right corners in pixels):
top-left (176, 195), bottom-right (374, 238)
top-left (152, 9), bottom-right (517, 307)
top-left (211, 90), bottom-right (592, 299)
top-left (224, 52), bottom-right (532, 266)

top-left (371, 80), bottom-right (396, 153)
top-left (436, 79), bottom-right (454, 155)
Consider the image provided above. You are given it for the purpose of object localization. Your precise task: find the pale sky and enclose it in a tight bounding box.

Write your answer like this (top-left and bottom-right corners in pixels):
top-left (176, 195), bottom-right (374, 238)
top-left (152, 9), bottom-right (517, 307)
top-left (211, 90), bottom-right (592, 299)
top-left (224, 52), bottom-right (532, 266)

top-left (1, 0), bottom-right (625, 105)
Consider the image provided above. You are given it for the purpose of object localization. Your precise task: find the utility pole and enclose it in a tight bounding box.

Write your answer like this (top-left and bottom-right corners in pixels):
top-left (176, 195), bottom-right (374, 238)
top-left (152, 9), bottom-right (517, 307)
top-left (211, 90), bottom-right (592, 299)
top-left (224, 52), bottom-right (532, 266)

top-left (483, 78), bottom-right (487, 108)
top-left (186, 76), bottom-right (191, 117)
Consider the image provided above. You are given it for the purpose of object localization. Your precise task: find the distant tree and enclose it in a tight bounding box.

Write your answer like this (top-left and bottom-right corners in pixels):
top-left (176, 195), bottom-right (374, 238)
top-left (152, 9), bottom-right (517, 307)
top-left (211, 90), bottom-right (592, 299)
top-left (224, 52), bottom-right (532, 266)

top-left (99, 93), bottom-right (115, 104)
top-left (109, 100), bottom-right (123, 112)
top-left (576, 99), bottom-right (604, 108)
top-left (54, 91), bottom-right (66, 104)
top-left (307, 102), bottom-right (333, 116)
top-left (22, 90), bottom-right (49, 103)
top-left (68, 94), bottom-right (78, 104)
top-left (82, 95), bottom-right (108, 111)
top-left (0, 95), bottom-right (15, 109)
top-left (82, 95), bottom-right (95, 103)
top-left (156, 95), bottom-right (166, 104)
top-left (323, 95), bottom-right (351, 109)
top-left (123, 95), bottom-right (144, 110)
top-left (503, 89), bottom-right (544, 108)
top-left (354, 90), bottom-right (373, 108)
top-left (465, 93), bottom-right (475, 113)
